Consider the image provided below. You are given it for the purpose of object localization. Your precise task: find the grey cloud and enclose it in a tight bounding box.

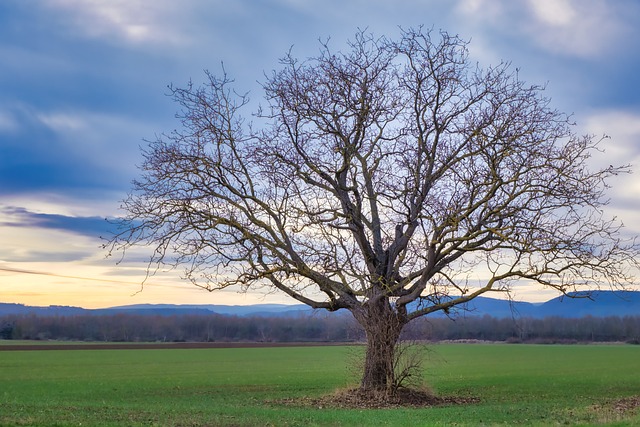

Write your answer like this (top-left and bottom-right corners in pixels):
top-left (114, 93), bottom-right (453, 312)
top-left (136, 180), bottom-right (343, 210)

top-left (3, 249), bottom-right (92, 263)
top-left (0, 206), bottom-right (115, 238)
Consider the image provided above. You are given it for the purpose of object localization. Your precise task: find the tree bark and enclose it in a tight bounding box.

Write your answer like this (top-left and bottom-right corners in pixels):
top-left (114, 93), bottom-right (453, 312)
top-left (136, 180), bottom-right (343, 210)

top-left (352, 298), bottom-right (406, 395)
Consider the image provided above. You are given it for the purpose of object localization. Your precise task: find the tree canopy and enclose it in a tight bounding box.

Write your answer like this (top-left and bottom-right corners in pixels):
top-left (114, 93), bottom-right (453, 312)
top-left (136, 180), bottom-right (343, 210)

top-left (108, 27), bottom-right (639, 395)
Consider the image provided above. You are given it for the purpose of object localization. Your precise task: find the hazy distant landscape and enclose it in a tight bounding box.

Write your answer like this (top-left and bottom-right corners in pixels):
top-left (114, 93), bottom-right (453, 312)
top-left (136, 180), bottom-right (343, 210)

top-left (2, 291), bottom-right (639, 344)
top-left (3, 290), bottom-right (640, 318)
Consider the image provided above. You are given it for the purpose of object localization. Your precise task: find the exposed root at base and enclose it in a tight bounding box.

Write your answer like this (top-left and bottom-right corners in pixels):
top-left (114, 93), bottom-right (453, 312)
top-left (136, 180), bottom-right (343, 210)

top-left (274, 387), bottom-right (480, 409)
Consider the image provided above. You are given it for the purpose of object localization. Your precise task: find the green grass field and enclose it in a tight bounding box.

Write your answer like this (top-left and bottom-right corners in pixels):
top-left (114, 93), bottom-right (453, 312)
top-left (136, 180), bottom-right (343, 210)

top-left (1, 343), bottom-right (639, 426)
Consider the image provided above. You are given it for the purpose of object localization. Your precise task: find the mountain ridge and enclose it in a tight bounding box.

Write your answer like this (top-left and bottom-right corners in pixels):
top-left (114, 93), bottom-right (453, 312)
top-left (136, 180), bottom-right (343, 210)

top-left (1, 290), bottom-right (639, 318)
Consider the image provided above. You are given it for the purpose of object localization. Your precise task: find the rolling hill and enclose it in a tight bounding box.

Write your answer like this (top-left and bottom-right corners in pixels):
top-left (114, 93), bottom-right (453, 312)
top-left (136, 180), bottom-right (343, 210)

top-left (1, 291), bottom-right (639, 318)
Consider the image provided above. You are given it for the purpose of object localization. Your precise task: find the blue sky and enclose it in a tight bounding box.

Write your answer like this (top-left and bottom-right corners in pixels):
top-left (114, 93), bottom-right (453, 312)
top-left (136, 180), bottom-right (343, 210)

top-left (1, 0), bottom-right (639, 308)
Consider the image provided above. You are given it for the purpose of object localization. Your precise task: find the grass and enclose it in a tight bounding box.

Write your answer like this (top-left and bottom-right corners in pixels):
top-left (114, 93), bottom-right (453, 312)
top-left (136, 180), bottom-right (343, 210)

top-left (0, 343), bottom-right (639, 426)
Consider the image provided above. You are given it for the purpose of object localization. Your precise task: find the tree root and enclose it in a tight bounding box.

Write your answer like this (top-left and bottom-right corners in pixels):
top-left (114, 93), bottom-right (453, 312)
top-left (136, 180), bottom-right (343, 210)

top-left (274, 387), bottom-right (479, 409)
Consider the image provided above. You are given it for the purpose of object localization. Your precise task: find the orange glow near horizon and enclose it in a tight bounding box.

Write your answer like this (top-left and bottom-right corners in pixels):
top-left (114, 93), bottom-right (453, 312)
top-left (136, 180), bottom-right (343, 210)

top-left (0, 261), bottom-right (575, 309)
top-left (0, 264), bottom-right (294, 309)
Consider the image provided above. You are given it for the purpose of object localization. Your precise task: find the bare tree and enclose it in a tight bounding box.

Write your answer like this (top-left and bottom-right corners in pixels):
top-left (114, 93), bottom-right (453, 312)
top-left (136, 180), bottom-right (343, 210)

top-left (107, 27), bottom-right (638, 397)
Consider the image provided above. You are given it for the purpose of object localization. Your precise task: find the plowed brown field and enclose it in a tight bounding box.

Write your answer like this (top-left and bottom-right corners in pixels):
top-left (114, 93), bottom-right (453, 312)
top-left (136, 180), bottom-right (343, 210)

top-left (0, 341), bottom-right (353, 351)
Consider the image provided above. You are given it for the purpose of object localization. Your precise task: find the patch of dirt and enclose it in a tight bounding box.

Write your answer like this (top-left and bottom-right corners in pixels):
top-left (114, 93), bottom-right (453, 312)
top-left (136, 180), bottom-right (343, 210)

top-left (275, 388), bottom-right (479, 409)
top-left (0, 341), bottom-right (351, 351)
top-left (612, 396), bottom-right (640, 413)
top-left (591, 396), bottom-right (640, 417)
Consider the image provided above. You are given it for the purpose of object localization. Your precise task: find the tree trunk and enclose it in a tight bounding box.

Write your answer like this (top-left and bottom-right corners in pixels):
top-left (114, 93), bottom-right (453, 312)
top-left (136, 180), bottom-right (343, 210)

top-left (352, 298), bottom-right (406, 396)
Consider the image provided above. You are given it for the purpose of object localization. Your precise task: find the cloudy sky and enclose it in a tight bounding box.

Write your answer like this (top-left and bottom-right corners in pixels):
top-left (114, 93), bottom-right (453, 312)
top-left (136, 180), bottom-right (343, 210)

top-left (1, 0), bottom-right (639, 309)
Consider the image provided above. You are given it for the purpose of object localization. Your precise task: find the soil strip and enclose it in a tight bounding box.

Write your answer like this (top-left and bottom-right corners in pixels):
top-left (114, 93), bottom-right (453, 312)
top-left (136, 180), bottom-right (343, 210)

top-left (0, 341), bottom-right (356, 351)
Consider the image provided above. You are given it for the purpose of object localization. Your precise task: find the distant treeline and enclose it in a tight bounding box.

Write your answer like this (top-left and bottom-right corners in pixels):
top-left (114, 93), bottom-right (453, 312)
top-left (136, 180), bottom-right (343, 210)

top-left (1, 313), bottom-right (640, 344)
